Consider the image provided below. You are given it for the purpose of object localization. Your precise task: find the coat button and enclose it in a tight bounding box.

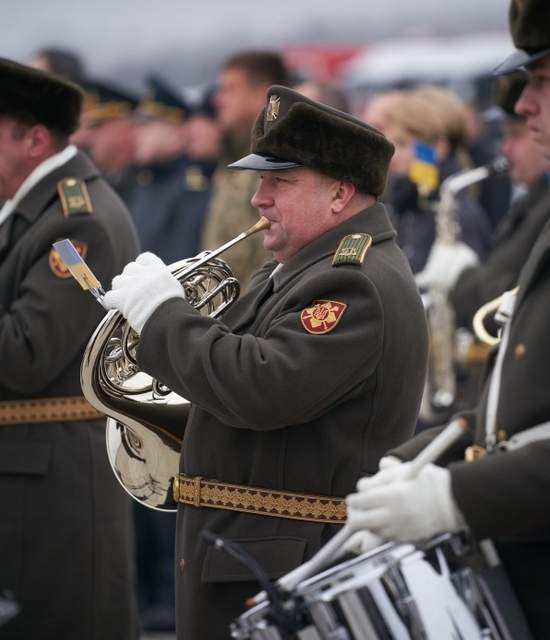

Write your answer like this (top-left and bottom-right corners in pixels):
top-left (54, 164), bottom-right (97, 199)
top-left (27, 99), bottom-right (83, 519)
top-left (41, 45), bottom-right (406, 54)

top-left (514, 343), bottom-right (526, 360)
top-left (179, 558), bottom-right (185, 573)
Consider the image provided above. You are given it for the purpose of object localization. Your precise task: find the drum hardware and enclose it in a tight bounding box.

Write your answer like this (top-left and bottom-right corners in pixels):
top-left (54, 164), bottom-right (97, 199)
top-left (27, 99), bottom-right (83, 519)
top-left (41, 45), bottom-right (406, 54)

top-left (202, 530), bottom-right (306, 640)
top-left (231, 533), bottom-right (532, 640)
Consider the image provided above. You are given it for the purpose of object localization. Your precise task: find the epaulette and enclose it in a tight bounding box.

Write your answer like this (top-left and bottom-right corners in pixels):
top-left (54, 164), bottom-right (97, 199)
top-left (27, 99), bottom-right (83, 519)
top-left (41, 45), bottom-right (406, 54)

top-left (185, 165), bottom-right (209, 191)
top-left (332, 233), bottom-right (372, 267)
top-left (57, 178), bottom-right (93, 217)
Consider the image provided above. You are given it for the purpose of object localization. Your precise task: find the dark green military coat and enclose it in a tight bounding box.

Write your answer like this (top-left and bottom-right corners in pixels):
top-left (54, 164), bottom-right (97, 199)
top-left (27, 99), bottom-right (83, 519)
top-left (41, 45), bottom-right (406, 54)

top-left (0, 151), bottom-right (139, 639)
top-left (391, 217), bottom-right (550, 640)
top-left (451, 174), bottom-right (550, 327)
top-left (138, 203), bottom-right (428, 640)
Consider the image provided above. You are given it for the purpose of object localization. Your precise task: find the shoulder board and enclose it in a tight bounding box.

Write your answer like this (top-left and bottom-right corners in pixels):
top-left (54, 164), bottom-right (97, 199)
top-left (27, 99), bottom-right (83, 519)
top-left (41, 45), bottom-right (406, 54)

top-left (57, 178), bottom-right (93, 217)
top-left (185, 165), bottom-right (209, 191)
top-left (332, 233), bottom-right (372, 267)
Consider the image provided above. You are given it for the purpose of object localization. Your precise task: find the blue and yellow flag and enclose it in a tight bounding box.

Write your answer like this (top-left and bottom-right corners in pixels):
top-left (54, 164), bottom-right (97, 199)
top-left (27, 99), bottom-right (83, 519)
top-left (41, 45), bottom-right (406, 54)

top-left (52, 239), bottom-right (102, 291)
top-left (409, 142), bottom-right (439, 196)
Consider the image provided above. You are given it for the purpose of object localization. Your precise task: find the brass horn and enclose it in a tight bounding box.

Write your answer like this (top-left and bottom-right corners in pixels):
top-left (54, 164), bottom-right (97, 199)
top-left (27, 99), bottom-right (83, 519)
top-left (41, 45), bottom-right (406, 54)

top-left (472, 286), bottom-right (519, 347)
top-left (81, 217), bottom-right (270, 511)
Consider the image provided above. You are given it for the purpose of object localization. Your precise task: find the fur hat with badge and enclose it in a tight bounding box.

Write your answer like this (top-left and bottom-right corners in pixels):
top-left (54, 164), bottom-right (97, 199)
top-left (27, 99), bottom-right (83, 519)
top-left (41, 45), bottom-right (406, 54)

top-left (229, 85), bottom-right (394, 198)
top-left (495, 0), bottom-right (550, 74)
top-left (0, 57), bottom-right (83, 135)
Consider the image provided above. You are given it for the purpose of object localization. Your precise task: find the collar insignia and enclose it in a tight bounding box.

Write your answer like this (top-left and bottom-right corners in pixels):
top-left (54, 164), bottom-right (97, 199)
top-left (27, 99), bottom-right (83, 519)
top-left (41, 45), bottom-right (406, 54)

top-left (332, 233), bottom-right (372, 266)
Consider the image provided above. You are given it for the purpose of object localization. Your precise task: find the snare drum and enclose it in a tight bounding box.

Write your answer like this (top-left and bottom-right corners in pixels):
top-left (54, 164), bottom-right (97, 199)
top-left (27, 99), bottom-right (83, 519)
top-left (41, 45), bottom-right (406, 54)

top-left (294, 535), bottom-right (484, 640)
top-left (231, 534), bottom-right (516, 640)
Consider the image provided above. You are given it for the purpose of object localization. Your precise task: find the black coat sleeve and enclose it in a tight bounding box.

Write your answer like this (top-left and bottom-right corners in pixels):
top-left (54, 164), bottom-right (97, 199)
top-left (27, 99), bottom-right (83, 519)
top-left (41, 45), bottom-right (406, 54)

top-left (137, 268), bottom-right (384, 430)
top-left (0, 212), bottom-right (114, 393)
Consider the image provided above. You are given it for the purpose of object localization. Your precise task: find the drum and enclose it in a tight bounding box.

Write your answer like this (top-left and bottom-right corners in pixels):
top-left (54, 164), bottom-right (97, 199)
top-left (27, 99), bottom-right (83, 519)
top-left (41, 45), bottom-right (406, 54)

top-left (231, 534), bottom-right (523, 640)
top-left (293, 535), bottom-right (484, 640)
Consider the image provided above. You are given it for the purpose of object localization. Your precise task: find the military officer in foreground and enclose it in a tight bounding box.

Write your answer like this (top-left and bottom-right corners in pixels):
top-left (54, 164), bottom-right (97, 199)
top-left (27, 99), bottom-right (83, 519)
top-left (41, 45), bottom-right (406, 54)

top-left (346, 2), bottom-right (550, 637)
top-left (104, 85), bottom-right (429, 639)
top-left (0, 59), bottom-right (138, 639)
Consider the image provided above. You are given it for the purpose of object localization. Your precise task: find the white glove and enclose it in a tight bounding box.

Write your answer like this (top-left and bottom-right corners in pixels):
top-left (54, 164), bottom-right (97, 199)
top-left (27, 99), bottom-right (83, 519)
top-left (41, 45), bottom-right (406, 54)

top-left (354, 460), bottom-right (412, 495)
top-left (103, 252), bottom-right (185, 334)
top-left (342, 459), bottom-right (407, 554)
top-left (342, 529), bottom-right (383, 555)
top-left (415, 240), bottom-right (478, 292)
top-left (378, 455), bottom-right (402, 470)
top-left (346, 463), bottom-right (464, 542)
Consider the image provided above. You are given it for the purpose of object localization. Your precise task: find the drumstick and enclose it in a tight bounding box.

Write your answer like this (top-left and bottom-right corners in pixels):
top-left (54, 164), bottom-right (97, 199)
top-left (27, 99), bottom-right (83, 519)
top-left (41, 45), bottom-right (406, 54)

top-left (248, 417), bottom-right (468, 606)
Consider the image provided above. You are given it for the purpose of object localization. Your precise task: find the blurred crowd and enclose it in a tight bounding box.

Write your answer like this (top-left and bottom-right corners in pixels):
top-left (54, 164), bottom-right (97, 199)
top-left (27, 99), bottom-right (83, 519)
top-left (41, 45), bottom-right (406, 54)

top-left (28, 43), bottom-right (549, 634)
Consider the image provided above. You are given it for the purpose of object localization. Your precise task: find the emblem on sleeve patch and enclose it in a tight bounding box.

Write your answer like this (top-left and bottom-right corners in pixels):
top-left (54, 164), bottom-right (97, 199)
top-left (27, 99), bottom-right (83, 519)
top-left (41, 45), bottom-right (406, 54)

top-left (300, 300), bottom-right (347, 334)
top-left (49, 240), bottom-right (88, 278)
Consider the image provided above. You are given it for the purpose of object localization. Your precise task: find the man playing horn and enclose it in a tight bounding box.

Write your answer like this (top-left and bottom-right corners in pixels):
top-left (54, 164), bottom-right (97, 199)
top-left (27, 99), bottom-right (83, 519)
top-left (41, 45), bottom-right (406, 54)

top-left (105, 85), bottom-right (428, 639)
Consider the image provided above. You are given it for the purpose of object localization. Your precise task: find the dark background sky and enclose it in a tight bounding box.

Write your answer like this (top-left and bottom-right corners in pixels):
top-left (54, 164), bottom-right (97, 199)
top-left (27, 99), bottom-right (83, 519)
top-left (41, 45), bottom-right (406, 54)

top-left (2, 0), bottom-right (510, 91)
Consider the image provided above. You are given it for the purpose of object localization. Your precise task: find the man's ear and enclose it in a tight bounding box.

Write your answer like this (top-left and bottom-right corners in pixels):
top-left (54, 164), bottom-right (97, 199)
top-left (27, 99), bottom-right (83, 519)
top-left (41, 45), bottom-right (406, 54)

top-left (27, 124), bottom-right (54, 159)
top-left (331, 180), bottom-right (356, 214)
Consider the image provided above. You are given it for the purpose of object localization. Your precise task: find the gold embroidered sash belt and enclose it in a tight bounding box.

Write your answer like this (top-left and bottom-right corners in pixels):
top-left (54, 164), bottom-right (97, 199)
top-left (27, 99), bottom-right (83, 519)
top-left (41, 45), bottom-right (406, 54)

top-left (0, 396), bottom-right (103, 425)
top-left (173, 473), bottom-right (347, 524)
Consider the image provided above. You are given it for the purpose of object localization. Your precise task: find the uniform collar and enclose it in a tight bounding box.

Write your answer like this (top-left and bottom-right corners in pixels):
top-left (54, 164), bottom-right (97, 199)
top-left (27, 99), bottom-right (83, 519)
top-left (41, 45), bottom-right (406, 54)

top-left (272, 202), bottom-right (395, 292)
top-left (15, 150), bottom-right (99, 223)
top-left (0, 145), bottom-right (78, 228)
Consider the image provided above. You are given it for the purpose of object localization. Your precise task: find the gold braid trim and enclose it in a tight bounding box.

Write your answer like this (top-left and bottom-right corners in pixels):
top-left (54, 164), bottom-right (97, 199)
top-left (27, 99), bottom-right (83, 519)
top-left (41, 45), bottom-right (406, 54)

top-left (173, 474), bottom-right (347, 524)
top-left (0, 396), bottom-right (103, 425)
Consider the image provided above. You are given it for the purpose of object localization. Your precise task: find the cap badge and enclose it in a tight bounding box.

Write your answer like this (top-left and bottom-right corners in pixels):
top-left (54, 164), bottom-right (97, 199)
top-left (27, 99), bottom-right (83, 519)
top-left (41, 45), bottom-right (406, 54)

top-left (266, 95), bottom-right (281, 122)
top-left (300, 300), bottom-right (347, 334)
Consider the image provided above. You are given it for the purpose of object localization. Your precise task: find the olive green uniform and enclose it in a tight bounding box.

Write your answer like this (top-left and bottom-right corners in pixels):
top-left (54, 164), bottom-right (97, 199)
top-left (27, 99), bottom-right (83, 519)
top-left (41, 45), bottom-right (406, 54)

top-left (137, 203), bottom-right (428, 639)
top-left (391, 218), bottom-right (550, 640)
top-left (0, 151), bottom-right (139, 639)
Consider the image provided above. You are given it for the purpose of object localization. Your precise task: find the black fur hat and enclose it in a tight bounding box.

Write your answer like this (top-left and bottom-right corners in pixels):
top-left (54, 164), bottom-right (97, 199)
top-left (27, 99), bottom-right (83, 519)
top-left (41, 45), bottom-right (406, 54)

top-left (229, 85), bottom-right (394, 197)
top-left (0, 57), bottom-right (83, 135)
top-left (495, 0), bottom-right (550, 74)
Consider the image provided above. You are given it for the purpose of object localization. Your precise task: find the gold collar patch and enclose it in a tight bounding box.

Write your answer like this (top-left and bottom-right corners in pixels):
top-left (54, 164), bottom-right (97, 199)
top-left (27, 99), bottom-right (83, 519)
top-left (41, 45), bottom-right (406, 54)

top-left (332, 233), bottom-right (372, 266)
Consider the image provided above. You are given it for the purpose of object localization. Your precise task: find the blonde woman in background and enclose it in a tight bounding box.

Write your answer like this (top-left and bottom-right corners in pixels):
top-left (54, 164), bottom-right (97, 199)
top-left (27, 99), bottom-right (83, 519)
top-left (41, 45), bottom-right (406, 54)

top-left (364, 85), bottom-right (493, 274)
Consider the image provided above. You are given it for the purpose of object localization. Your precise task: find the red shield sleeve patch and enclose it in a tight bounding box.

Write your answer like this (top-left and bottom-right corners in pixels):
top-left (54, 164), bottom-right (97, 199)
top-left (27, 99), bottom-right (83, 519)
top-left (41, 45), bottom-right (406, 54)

top-left (49, 240), bottom-right (88, 278)
top-left (300, 300), bottom-right (348, 334)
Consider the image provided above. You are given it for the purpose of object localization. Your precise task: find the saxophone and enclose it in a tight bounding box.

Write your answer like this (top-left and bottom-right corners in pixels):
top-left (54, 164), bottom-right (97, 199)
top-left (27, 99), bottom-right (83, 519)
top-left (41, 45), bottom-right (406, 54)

top-left (419, 157), bottom-right (508, 425)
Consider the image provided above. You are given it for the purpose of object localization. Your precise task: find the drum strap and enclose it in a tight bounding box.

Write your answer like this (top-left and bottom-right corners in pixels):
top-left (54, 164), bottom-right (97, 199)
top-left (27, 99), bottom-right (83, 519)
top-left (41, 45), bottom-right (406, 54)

top-left (0, 396), bottom-right (102, 424)
top-left (172, 473), bottom-right (347, 524)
